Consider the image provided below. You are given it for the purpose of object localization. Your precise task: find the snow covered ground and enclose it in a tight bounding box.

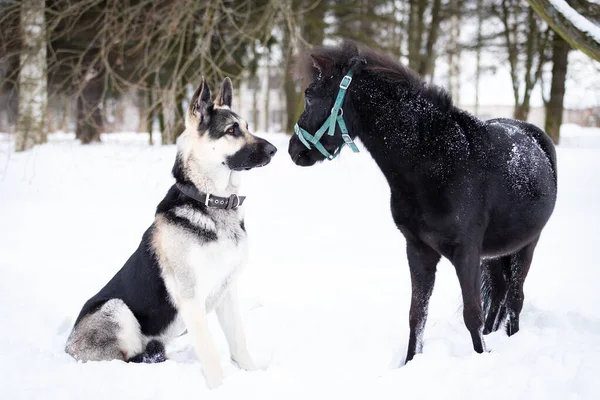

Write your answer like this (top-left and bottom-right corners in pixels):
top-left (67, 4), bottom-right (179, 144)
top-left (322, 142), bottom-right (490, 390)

top-left (1, 125), bottom-right (599, 399)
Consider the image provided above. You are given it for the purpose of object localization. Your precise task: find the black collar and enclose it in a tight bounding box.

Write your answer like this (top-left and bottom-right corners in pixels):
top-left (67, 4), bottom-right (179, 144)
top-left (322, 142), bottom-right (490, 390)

top-left (175, 183), bottom-right (246, 210)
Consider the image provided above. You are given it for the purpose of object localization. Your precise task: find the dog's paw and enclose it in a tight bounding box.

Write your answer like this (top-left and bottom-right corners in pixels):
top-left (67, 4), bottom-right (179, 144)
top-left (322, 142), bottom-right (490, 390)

top-left (204, 371), bottom-right (224, 390)
top-left (203, 363), bottom-right (225, 389)
top-left (232, 354), bottom-right (259, 371)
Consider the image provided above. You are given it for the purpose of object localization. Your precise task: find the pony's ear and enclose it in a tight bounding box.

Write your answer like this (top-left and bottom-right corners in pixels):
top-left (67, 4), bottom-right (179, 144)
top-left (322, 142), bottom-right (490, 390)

top-left (342, 41), bottom-right (359, 58)
top-left (349, 56), bottom-right (368, 75)
top-left (189, 76), bottom-right (212, 120)
top-left (215, 77), bottom-right (233, 108)
top-left (310, 54), bottom-right (333, 75)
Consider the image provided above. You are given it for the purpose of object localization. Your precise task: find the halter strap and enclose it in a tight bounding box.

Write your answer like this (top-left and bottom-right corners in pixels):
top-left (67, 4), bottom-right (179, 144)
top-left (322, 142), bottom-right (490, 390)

top-left (294, 71), bottom-right (360, 160)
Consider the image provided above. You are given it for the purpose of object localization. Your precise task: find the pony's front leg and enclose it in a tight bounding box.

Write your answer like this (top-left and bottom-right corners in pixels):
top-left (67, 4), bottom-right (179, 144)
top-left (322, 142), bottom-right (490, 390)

top-left (216, 283), bottom-right (258, 371)
top-left (405, 240), bottom-right (440, 363)
top-left (452, 245), bottom-right (486, 353)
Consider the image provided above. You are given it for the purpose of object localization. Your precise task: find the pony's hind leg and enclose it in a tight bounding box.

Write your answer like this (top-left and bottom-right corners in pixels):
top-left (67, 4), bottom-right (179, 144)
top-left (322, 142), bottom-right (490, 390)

top-left (482, 256), bottom-right (510, 335)
top-left (505, 236), bottom-right (540, 336)
top-left (404, 240), bottom-right (440, 363)
top-left (451, 245), bottom-right (486, 353)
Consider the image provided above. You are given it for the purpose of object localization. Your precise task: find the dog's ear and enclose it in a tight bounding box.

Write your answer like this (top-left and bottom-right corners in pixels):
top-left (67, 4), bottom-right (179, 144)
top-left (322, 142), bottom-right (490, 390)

top-left (215, 77), bottom-right (233, 108)
top-left (189, 76), bottom-right (212, 122)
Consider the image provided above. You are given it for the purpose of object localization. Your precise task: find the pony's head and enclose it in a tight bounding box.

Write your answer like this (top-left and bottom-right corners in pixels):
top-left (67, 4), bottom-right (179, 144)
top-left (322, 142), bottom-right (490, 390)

top-left (288, 41), bottom-right (364, 167)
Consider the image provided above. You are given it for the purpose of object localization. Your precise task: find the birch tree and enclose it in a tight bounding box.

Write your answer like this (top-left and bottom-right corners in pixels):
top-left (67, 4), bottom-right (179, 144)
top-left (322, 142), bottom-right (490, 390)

top-left (15, 0), bottom-right (47, 152)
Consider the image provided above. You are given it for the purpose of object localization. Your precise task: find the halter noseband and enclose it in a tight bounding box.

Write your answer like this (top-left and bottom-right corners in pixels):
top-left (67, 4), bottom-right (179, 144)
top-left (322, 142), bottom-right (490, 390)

top-left (294, 71), bottom-right (360, 160)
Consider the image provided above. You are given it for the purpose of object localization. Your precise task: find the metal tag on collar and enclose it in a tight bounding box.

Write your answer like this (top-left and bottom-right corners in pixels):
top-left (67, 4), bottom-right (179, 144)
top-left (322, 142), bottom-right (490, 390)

top-left (339, 75), bottom-right (352, 90)
top-left (341, 134), bottom-right (360, 153)
top-left (227, 194), bottom-right (239, 210)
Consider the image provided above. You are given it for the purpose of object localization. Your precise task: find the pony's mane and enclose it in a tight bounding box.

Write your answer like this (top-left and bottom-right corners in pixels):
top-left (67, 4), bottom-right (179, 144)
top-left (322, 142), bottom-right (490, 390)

top-left (296, 41), bottom-right (453, 111)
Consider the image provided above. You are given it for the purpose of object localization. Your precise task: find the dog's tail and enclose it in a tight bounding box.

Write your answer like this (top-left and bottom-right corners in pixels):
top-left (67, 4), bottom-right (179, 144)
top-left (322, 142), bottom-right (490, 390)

top-left (128, 340), bottom-right (166, 364)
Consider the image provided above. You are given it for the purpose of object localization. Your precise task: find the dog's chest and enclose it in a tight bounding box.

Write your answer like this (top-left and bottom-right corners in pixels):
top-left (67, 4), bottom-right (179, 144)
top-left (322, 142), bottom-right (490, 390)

top-left (193, 232), bottom-right (247, 310)
top-left (186, 212), bottom-right (248, 309)
top-left (156, 208), bottom-right (248, 311)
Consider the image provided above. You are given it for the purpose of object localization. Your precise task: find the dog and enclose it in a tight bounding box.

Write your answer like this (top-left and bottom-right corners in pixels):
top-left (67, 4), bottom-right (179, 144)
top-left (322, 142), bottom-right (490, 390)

top-left (65, 77), bottom-right (277, 389)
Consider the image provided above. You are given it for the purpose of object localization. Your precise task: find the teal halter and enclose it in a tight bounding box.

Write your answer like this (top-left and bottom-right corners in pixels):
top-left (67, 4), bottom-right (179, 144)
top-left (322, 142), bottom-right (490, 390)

top-left (294, 72), bottom-right (360, 160)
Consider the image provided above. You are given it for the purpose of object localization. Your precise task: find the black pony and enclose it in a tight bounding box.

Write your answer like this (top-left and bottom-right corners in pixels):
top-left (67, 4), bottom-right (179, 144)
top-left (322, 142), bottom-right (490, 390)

top-left (288, 41), bottom-right (557, 363)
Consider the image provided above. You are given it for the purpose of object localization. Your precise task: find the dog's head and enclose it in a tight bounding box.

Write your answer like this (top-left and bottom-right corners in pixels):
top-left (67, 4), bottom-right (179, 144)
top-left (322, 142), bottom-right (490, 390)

top-left (177, 77), bottom-right (277, 176)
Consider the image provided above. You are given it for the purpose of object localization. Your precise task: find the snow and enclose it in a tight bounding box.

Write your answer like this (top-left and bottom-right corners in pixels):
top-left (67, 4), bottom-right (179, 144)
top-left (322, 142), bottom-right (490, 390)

top-left (1, 126), bottom-right (600, 399)
top-left (550, 0), bottom-right (600, 43)
top-left (507, 136), bottom-right (551, 192)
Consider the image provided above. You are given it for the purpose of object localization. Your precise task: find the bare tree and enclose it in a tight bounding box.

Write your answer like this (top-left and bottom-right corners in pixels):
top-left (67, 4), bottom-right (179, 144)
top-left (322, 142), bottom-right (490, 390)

top-left (474, 0), bottom-right (485, 115)
top-left (499, 0), bottom-right (550, 120)
top-left (545, 32), bottom-right (570, 143)
top-left (3, 0), bottom-right (281, 143)
top-left (281, 0), bottom-right (327, 134)
top-left (15, 0), bottom-right (47, 152)
top-left (447, 0), bottom-right (462, 103)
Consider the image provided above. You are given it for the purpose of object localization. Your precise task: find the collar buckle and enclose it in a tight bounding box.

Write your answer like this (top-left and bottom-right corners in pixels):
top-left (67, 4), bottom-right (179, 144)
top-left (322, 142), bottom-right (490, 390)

top-left (339, 75), bottom-right (352, 90)
top-left (341, 133), bottom-right (353, 145)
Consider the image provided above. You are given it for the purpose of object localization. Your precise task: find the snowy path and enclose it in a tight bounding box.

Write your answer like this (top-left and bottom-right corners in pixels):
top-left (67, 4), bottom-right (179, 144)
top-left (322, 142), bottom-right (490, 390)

top-left (0, 127), bottom-right (599, 399)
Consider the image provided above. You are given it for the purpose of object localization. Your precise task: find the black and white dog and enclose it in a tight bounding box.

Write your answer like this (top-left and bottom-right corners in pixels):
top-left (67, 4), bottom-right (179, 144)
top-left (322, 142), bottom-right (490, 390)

top-left (65, 77), bottom-right (277, 388)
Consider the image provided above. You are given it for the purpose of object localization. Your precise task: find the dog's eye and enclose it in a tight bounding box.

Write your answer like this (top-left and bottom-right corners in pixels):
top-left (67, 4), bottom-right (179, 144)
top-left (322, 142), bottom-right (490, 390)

top-left (227, 127), bottom-right (235, 135)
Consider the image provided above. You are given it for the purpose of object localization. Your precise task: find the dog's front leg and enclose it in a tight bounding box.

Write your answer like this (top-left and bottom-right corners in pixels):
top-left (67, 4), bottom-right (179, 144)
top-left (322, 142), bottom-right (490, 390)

top-left (216, 283), bottom-right (258, 371)
top-left (179, 298), bottom-right (224, 389)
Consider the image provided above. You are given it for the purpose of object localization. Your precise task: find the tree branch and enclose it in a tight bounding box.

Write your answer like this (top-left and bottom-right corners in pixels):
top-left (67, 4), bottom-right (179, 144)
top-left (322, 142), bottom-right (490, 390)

top-left (525, 0), bottom-right (600, 61)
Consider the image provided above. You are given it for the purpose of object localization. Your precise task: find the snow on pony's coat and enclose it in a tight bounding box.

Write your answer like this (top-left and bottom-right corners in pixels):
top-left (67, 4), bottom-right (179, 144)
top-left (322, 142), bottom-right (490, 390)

top-left (289, 41), bottom-right (558, 364)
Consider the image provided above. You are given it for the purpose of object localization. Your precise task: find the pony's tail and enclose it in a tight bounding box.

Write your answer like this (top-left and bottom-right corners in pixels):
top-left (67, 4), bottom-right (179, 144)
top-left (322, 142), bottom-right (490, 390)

top-left (128, 340), bottom-right (166, 364)
top-left (481, 260), bottom-right (494, 319)
top-left (481, 257), bottom-right (511, 334)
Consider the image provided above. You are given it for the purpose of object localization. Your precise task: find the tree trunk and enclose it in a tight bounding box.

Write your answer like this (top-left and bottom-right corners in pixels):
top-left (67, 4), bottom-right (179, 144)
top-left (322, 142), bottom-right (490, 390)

top-left (447, 0), bottom-right (462, 103)
top-left (515, 7), bottom-right (538, 121)
top-left (252, 76), bottom-right (259, 131)
top-left (15, 0), bottom-right (47, 152)
top-left (76, 74), bottom-right (103, 144)
top-left (417, 0), bottom-right (442, 78)
top-left (545, 33), bottom-right (570, 144)
top-left (158, 104), bottom-right (166, 145)
top-left (265, 60), bottom-right (270, 133)
top-left (283, 16), bottom-right (299, 134)
top-left (514, 104), bottom-right (530, 121)
top-left (302, 0), bottom-right (327, 46)
top-left (500, 0), bottom-right (521, 116)
top-left (474, 0), bottom-right (484, 116)
top-left (408, 0), bottom-right (426, 71)
top-left (173, 89), bottom-right (185, 141)
top-left (162, 85), bottom-right (185, 144)
top-left (145, 89), bottom-right (153, 145)
top-left (525, 0), bottom-right (600, 62)
top-left (60, 97), bottom-right (71, 132)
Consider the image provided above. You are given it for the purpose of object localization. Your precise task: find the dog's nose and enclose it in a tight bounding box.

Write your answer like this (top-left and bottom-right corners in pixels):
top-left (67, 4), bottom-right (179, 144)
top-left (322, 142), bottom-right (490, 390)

top-left (265, 143), bottom-right (277, 157)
